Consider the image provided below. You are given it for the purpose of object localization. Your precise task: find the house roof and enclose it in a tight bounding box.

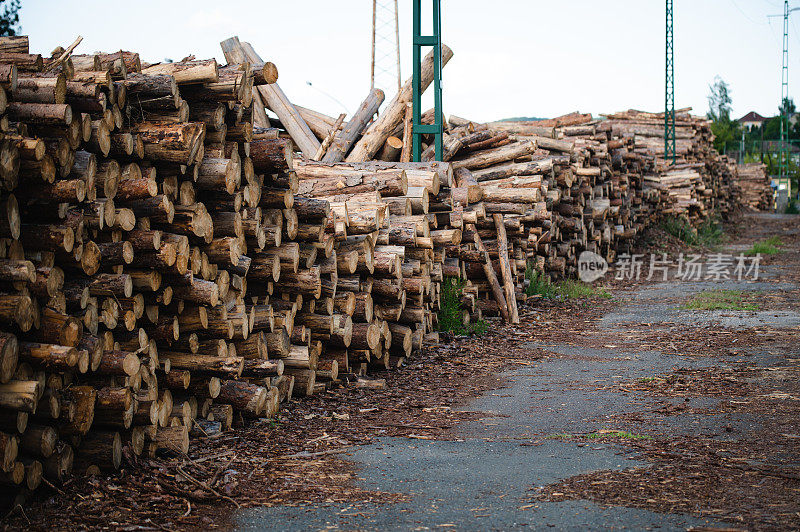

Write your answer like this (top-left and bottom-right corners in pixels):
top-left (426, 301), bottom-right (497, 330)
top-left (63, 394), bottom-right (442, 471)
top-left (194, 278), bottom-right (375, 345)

top-left (738, 111), bottom-right (767, 123)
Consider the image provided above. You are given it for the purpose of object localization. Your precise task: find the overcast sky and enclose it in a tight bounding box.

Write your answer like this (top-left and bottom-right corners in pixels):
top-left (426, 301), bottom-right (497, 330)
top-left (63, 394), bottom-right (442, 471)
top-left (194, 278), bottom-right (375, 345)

top-left (18, 0), bottom-right (797, 122)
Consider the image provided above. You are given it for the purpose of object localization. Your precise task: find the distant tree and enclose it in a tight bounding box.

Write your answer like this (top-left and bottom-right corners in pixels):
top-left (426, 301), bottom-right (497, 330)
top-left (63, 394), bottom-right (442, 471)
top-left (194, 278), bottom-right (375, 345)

top-left (758, 98), bottom-right (800, 141)
top-left (707, 76), bottom-right (732, 122)
top-left (707, 77), bottom-right (740, 153)
top-left (710, 119), bottom-right (742, 153)
top-left (0, 0), bottom-right (20, 37)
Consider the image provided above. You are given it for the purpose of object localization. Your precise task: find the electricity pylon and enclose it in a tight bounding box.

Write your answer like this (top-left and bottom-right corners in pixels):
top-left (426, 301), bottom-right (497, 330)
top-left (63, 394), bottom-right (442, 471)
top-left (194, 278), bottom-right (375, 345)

top-left (665, 0), bottom-right (676, 165)
top-left (371, 0), bottom-right (401, 97)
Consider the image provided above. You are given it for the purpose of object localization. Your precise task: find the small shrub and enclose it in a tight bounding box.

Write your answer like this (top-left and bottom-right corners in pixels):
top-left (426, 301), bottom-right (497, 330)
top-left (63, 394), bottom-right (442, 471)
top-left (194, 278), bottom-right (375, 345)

top-left (696, 217), bottom-right (724, 247)
top-left (468, 320), bottom-right (488, 336)
top-left (785, 200), bottom-right (799, 215)
top-left (661, 215), bottom-right (724, 247)
top-left (437, 277), bottom-right (486, 336)
top-left (586, 430), bottom-right (652, 440)
top-left (661, 216), bottom-right (699, 245)
top-left (525, 264), bottom-right (610, 299)
top-left (525, 265), bottom-right (558, 298)
top-left (437, 277), bottom-right (468, 334)
top-left (745, 236), bottom-right (783, 256)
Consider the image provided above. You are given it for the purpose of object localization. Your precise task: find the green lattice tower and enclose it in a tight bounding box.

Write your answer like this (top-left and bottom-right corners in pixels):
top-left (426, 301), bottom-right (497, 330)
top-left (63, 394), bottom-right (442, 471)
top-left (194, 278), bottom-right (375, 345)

top-left (412, 0), bottom-right (443, 162)
top-left (664, 0), bottom-right (676, 165)
top-left (780, 0), bottom-right (790, 183)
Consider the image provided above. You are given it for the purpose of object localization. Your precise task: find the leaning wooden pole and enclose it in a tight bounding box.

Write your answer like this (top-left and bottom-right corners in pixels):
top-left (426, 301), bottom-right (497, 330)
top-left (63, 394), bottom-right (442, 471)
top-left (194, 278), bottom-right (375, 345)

top-left (493, 214), bottom-right (519, 324)
top-left (469, 224), bottom-right (509, 323)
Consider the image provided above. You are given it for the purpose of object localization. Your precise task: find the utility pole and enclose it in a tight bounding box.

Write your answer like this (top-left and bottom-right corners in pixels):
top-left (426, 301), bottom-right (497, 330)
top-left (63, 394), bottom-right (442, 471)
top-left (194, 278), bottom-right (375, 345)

top-left (780, 0), bottom-right (790, 186)
top-left (740, 128), bottom-right (745, 164)
top-left (412, 0), bottom-right (443, 161)
top-left (665, 0), bottom-right (676, 165)
top-left (371, 0), bottom-right (401, 97)
top-left (769, 2), bottom-right (800, 198)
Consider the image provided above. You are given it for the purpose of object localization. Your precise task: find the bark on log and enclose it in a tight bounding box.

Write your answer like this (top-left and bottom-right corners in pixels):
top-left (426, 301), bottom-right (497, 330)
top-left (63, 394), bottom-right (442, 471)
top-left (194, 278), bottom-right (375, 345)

top-left (322, 88), bottom-right (384, 163)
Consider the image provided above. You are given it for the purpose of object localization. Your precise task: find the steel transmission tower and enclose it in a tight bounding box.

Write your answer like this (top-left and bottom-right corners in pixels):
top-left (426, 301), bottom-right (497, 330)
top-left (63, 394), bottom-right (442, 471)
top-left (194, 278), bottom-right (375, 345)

top-left (665, 0), bottom-right (676, 165)
top-left (371, 0), bottom-right (401, 97)
top-left (780, 0), bottom-right (790, 183)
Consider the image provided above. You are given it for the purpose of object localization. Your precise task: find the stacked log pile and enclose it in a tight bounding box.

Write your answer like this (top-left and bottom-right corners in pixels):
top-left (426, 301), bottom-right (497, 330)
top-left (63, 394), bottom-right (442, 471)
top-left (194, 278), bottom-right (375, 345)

top-left (348, 108), bottom-right (742, 324)
top-left (0, 33), bottom-right (455, 501)
top-left (601, 109), bottom-right (739, 221)
top-left (0, 32), bottom-right (748, 505)
top-left (0, 35), bottom-right (306, 498)
top-left (734, 162), bottom-right (773, 211)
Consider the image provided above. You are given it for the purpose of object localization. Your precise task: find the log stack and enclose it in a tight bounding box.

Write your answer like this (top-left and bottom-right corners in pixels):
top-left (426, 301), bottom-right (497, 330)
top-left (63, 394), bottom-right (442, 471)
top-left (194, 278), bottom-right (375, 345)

top-left (0, 33), bottom-right (748, 506)
top-left (0, 36), bottom-right (299, 500)
top-left (733, 162), bottom-right (773, 211)
top-left (0, 33), bottom-right (456, 502)
top-left (601, 109), bottom-right (740, 221)
top-left (348, 108), bottom-right (743, 325)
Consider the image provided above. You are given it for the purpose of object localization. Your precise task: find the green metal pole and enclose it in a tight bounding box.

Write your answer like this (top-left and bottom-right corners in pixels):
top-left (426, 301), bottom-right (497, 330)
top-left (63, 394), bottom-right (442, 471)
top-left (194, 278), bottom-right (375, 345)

top-left (412, 0), bottom-right (422, 162)
top-left (432, 0), bottom-right (443, 161)
top-left (664, 0), bottom-right (676, 165)
top-left (781, 0), bottom-right (789, 184)
top-left (411, 0), bottom-right (443, 162)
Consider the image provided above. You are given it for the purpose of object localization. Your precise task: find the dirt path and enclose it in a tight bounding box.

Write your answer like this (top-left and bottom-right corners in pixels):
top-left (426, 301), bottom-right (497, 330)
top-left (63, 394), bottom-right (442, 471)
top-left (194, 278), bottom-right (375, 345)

top-left (4, 213), bottom-right (798, 531)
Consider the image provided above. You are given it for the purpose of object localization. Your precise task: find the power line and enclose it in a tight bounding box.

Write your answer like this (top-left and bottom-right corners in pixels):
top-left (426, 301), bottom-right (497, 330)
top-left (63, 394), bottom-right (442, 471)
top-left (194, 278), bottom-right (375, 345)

top-left (730, 0), bottom-right (767, 25)
top-left (790, 15), bottom-right (800, 49)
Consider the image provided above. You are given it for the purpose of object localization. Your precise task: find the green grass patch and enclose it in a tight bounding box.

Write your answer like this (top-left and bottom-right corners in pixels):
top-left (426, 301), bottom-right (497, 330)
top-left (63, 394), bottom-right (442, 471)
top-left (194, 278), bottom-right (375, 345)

top-left (586, 430), bottom-right (652, 440)
top-left (524, 266), bottom-right (559, 298)
top-left (525, 265), bottom-right (610, 299)
top-left (544, 433), bottom-right (573, 440)
top-left (661, 215), bottom-right (724, 248)
top-left (437, 276), bottom-right (487, 336)
top-left (545, 430), bottom-right (651, 440)
top-left (681, 289), bottom-right (759, 311)
top-left (744, 236), bottom-right (783, 256)
top-left (558, 279), bottom-right (611, 299)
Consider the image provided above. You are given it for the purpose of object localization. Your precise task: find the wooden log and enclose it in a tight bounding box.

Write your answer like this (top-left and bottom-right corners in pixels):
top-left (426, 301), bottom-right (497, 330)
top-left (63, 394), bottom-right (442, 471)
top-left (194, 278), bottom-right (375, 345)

top-left (152, 425), bottom-right (188, 455)
top-left (0, 333), bottom-right (18, 385)
top-left (73, 430), bottom-right (122, 471)
top-left (470, 224), bottom-right (509, 323)
top-left (0, 431), bottom-right (18, 472)
top-left (285, 369), bottom-right (315, 397)
top-left (14, 74), bottom-right (66, 104)
top-left (493, 214), bottom-right (519, 324)
top-left (19, 423), bottom-right (57, 459)
top-left (8, 102), bottom-right (71, 125)
top-left (96, 350), bottom-right (140, 377)
top-left (323, 88), bottom-right (385, 163)
top-left (217, 379), bottom-right (267, 417)
top-left (19, 342), bottom-right (77, 371)
top-left (0, 380), bottom-right (40, 414)
top-left (0, 460), bottom-right (23, 485)
top-left (220, 37), bottom-right (320, 158)
top-left (164, 353), bottom-right (243, 378)
top-left (141, 59), bottom-right (218, 84)
top-left (313, 112), bottom-right (346, 161)
top-left (250, 137), bottom-right (293, 173)
top-left (451, 141), bottom-right (536, 170)
top-left (399, 103), bottom-right (413, 162)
